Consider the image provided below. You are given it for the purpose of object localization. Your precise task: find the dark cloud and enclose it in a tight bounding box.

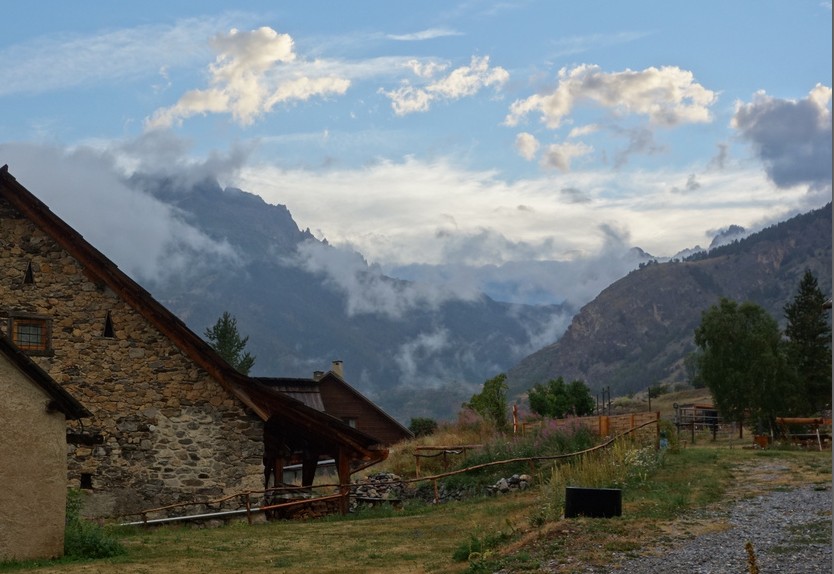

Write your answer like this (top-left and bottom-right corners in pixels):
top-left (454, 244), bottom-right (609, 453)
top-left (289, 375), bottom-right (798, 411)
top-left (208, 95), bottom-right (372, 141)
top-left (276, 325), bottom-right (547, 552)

top-left (670, 174), bottom-right (701, 194)
top-left (119, 130), bottom-right (254, 187)
top-left (560, 187), bottom-right (592, 203)
top-left (732, 85), bottom-right (832, 189)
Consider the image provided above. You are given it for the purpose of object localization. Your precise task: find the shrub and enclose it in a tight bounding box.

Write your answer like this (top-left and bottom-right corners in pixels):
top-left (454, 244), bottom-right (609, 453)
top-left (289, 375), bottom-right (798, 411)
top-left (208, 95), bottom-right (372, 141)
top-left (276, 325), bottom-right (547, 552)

top-left (408, 417), bottom-right (438, 437)
top-left (64, 490), bottom-right (124, 560)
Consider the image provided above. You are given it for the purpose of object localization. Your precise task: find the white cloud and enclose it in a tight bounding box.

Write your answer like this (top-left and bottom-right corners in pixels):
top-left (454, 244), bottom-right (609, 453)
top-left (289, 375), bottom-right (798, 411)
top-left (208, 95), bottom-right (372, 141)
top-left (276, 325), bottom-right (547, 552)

top-left (147, 27), bottom-right (351, 128)
top-left (381, 55), bottom-right (509, 115)
top-left (540, 141), bottom-right (593, 171)
top-left (514, 132), bottom-right (540, 160)
top-left (504, 64), bottom-right (716, 129)
top-left (405, 58), bottom-right (449, 78)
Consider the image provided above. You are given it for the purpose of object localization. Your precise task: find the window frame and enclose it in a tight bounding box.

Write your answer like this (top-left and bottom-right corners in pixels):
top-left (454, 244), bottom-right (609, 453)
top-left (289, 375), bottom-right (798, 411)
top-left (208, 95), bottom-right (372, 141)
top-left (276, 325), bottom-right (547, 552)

top-left (9, 314), bottom-right (52, 355)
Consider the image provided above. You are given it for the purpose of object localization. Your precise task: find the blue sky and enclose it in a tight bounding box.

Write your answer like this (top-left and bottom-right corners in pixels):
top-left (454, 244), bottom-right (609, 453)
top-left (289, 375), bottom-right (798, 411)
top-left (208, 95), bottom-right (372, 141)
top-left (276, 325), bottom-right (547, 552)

top-left (1, 1), bottom-right (831, 310)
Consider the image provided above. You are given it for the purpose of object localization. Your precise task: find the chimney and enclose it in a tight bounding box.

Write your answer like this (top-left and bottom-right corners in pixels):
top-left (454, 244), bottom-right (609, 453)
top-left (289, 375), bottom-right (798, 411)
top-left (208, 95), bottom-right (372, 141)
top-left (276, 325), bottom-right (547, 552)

top-left (331, 360), bottom-right (344, 378)
top-left (312, 371), bottom-right (325, 381)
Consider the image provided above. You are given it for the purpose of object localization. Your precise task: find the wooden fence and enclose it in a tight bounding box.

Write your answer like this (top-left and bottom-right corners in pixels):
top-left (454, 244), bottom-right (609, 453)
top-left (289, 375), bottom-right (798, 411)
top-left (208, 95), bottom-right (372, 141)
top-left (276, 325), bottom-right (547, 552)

top-left (522, 411), bottom-right (660, 443)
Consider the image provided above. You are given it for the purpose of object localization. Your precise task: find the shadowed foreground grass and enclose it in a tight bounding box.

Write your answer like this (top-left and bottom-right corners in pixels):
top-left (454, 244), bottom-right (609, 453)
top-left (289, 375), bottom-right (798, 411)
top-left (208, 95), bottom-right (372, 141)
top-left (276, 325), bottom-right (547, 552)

top-left (2, 447), bottom-right (829, 574)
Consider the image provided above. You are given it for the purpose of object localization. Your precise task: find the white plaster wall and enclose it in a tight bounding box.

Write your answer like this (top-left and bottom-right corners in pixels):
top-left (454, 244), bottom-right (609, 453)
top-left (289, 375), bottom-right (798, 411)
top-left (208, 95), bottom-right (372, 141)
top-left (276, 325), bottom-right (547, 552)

top-left (0, 357), bottom-right (68, 560)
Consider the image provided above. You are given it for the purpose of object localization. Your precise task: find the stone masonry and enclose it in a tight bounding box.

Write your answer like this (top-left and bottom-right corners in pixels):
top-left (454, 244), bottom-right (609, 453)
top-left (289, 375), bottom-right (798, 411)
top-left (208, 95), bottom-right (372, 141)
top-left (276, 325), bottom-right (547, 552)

top-left (0, 197), bottom-right (264, 518)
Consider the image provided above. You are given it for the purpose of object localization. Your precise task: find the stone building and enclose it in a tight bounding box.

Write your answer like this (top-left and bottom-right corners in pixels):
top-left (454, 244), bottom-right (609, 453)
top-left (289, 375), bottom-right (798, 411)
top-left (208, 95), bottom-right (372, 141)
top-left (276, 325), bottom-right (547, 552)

top-left (0, 165), bottom-right (387, 519)
top-left (0, 335), bottom-right (89, 561)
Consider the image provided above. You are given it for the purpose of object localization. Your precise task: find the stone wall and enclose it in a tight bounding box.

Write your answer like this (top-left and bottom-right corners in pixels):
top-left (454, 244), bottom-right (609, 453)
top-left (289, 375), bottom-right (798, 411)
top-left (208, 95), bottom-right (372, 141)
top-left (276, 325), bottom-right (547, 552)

top-left (0, 198), bottom-right (265, 518)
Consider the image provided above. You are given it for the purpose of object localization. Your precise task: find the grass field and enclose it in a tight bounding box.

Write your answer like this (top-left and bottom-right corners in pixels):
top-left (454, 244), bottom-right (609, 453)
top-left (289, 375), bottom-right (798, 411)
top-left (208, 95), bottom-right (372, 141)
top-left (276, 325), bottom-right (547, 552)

top-left (4, 443), bottom-right (830, 574)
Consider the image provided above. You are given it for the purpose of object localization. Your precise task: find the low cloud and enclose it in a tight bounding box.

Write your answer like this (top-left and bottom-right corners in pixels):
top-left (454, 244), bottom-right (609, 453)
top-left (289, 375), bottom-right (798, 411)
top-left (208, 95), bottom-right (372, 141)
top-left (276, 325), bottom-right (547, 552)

top-left (394, 328), bottom-right (451, 382)
top-left (290, 240), bottom-right (481, 319)
top-left (389, 221), bottom-right (654, 309)
top-left (732, 84), bottom-right (832, 191)
top-left (0, 142), bottom-right (239, 284)
top-left (147, 26), bottom-right (350, 128)
top-left (381, 55), bottom-right (508, 115)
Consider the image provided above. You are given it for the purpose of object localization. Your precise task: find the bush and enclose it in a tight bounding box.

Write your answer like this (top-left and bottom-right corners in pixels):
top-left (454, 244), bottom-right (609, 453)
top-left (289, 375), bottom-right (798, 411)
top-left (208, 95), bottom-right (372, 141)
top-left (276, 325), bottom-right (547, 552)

top-left (64, 490), bottom-right (124, 560)
top-left (408, 417), bottom-right (438, 437)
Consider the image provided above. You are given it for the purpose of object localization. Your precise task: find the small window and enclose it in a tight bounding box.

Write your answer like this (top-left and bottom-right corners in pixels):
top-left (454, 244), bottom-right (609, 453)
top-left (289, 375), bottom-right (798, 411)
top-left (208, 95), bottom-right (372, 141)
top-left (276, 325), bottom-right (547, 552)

top-left (80, 473), bottom-right (93, 490)
top-left (23, 262), bottom-right (34, 285)
top-left (342, 417), bottom-right (357, 428)
top-left (12, 317), bottom-right (50, 352)
top-left (102, 312), bottom-right (115, 338)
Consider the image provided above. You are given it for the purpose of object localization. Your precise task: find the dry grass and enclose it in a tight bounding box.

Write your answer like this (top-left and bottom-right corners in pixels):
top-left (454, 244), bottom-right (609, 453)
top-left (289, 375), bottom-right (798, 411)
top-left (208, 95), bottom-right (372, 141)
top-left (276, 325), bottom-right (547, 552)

top-left (4, 428), bottom-right (828, 574)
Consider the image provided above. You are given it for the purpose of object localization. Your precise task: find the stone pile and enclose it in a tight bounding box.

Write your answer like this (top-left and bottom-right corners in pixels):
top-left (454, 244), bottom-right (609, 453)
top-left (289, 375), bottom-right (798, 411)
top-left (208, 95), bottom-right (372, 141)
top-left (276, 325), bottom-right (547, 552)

top-left (486, 473), bottom-right (533, 495)
top-left (350, 472), bottom-right (408, 511)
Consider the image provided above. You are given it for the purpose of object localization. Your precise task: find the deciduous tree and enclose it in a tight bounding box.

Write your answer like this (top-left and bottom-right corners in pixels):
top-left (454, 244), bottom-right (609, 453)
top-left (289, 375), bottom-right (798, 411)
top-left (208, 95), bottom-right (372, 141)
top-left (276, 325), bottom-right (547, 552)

top-left (694, 298), bottom-right (790, 436)
top-left (465, 373), bottom-right (509, 431)
top-left (527, 376), bottom-right (595, 418)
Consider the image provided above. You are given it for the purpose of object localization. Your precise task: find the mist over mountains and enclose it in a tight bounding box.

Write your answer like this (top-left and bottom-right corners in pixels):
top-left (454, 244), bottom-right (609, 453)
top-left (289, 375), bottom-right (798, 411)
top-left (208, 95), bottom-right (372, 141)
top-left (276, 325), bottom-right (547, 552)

top-left (129, 174), bottom-right (830, 423)
top-left (131, 174), bottom-right (590, 422)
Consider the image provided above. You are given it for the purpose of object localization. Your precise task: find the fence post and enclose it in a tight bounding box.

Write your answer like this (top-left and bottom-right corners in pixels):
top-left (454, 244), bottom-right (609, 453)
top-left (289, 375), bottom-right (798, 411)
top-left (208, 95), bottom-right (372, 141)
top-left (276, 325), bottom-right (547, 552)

top-left (244, 493), bottom-right (252, 525)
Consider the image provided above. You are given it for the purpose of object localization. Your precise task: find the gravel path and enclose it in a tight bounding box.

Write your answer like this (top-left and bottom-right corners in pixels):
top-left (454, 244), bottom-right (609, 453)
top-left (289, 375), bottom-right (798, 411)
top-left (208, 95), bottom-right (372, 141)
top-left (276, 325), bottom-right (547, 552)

top-left (585, 484), bottom-right (832, 573)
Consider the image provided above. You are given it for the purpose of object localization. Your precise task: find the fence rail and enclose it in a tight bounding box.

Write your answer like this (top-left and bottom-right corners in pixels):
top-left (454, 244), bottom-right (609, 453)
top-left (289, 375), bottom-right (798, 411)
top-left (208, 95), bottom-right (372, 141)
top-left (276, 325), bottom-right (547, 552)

top-left (119, 416), bottom-right (660, 526)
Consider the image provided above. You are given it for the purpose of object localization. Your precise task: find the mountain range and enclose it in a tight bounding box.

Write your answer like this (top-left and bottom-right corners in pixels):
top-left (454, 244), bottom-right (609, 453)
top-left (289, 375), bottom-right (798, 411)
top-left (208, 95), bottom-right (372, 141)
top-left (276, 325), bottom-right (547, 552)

top-left (506, 203), bottom-right (832, 399)
top-left (131, 174), bottom-right (831, 423)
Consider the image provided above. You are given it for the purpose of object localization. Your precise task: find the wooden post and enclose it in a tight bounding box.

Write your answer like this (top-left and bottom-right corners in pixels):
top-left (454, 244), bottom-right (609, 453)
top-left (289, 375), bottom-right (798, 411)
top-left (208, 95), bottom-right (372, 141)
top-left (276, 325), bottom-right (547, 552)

top-left (336, 448), bottom-right (351, 515)
top-left (244, 493), bottom-right (252, 525)
top-left (433, 479), bottom-right (439, 504)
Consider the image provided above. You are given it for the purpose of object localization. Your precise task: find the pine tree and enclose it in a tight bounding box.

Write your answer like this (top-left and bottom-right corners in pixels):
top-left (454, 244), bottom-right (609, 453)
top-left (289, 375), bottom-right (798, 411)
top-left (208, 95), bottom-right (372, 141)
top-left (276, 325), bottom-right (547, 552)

top-left (784, 270), bottom-right (832, 413)
top-left (204, 311), bottom-right (256, 375)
